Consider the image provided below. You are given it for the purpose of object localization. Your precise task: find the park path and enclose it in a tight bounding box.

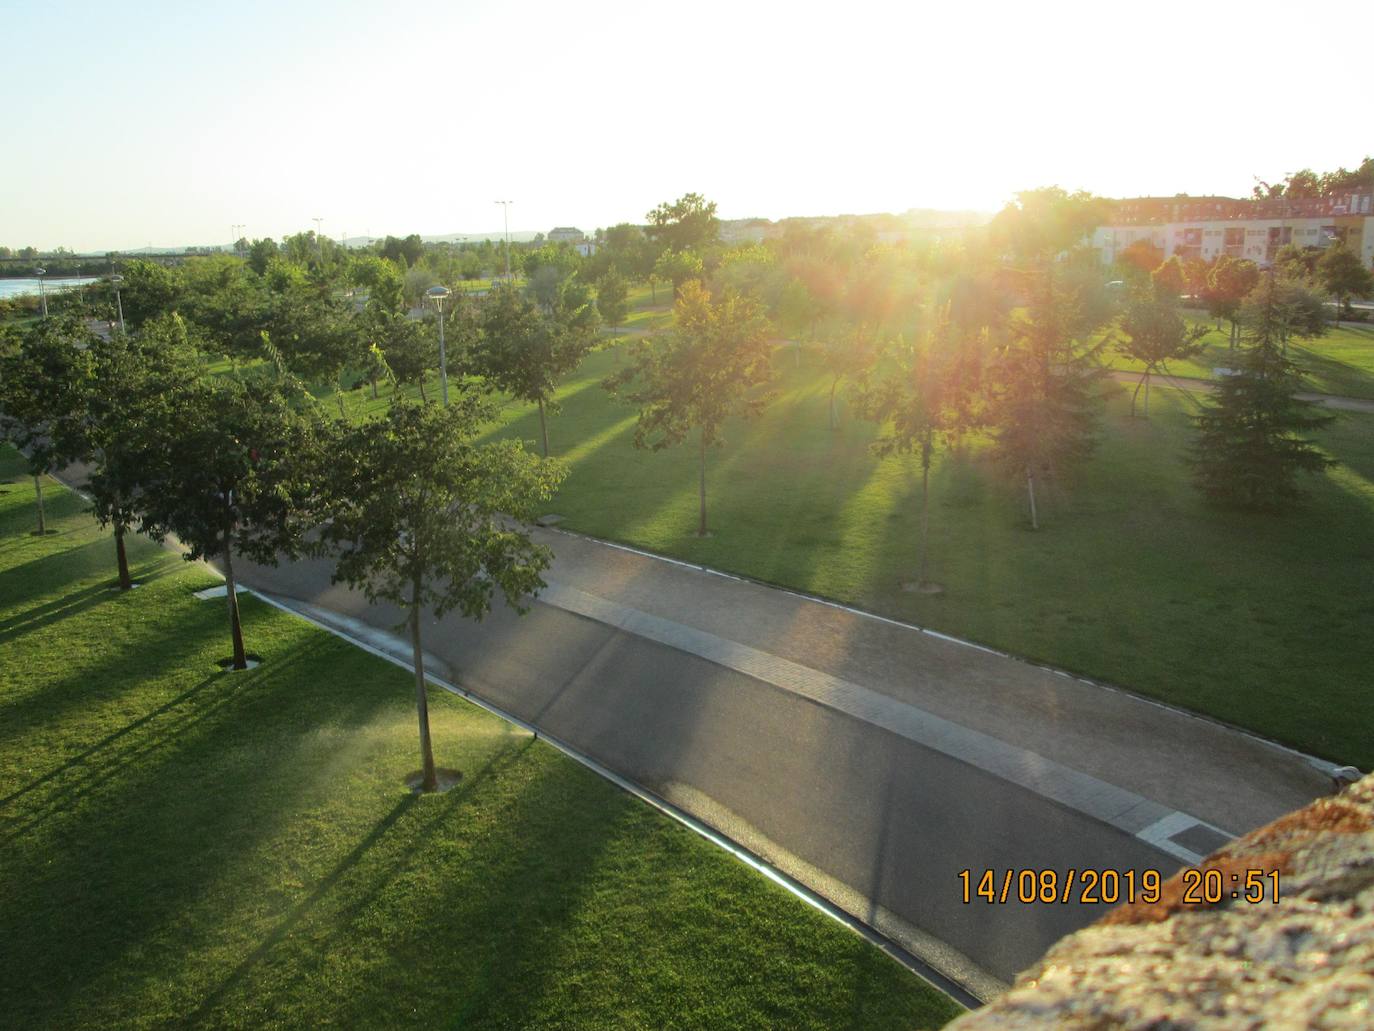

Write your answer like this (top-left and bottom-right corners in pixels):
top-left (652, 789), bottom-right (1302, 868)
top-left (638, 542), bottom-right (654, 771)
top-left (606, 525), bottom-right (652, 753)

top-left (1107, 369), bottom-right (1374, 413)
top-left (229, 520), bottom-right (1336, 996)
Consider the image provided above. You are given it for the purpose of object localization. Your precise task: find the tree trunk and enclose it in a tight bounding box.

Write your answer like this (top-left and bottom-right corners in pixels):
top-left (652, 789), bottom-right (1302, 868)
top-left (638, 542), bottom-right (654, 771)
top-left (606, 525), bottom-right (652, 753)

top-left (410, 579), bottom-right (438, 793)
top-left (33, 475), bottom-right (45, 534)
top-left (370, 375), bottom-right (379, 400)
top-left (1131, 372), bottom-right (1146, 418)
top-left (1144, 371), bottom-right (1151, 418)
top-left (650, 280), bottom-right (657, 304)
top-left (336, 389), bottom-right (347, 419)
top-left (918, 441), bottom-right (932, 585)
top-left (1025, 465), bottom-right (1039, 531)
top-left (222, 540), bottom-right (247, 670)
top-left (419, 379), bottom-right (428, 403)
top-left (537, 397), bottom-right (550, 457)
top-left (828, 377), bottom-right (838, 430)
top-left (697, 430), bottom-right (708, 537)
top-left (115, 526), bottom-right (132, 591)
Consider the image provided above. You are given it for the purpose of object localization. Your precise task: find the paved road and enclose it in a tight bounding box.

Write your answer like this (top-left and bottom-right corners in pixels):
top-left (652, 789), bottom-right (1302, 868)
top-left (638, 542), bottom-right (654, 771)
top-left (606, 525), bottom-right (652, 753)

top-left (1107, 369), bottom-right (1374, 413)
top-left (228, 527), bottom-right (1334, 999)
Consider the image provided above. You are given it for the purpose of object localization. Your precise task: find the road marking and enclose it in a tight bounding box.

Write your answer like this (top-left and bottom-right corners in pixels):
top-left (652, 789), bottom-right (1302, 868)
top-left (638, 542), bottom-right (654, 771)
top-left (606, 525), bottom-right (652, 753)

top-left (539, 579), bottom-right (1233, 865)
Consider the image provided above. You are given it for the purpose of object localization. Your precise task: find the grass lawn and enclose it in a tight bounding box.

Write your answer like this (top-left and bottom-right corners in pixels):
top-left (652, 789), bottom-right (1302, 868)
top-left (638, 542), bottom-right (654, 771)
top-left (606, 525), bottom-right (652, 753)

top-left (0, 453), bottom-right (959, 1029)
top-left (1105, 315), bottom-right (1374, 399)
top-left (477, 342), bottom-right (1374, 770)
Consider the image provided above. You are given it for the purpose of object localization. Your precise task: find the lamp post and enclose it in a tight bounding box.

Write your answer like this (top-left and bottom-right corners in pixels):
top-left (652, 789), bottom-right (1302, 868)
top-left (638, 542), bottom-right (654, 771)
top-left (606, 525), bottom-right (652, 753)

top-left (427, 284), bottom-right (452, 406)
top-left (34, 267), bottom-right (47, 318)
top-left (110, 275), bottom-right (125, 334)
top-left (494, 200), bottom-right (513, 282)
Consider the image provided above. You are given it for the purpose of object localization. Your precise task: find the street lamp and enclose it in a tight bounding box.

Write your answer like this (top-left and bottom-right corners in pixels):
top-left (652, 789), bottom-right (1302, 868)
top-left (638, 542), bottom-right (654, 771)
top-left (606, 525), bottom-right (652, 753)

top-left (110, 275), bottom-right (125, 334)
top-left (427, 284), bottom-right (452, 406)
top-left (34, 267), bottom-right (47, 318)
top-left (494, 200), bottom-right (513, 282)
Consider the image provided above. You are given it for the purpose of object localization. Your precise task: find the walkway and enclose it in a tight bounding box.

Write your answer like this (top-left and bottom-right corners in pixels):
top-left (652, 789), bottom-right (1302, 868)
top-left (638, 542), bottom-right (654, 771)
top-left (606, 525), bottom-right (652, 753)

top-left (231, 524), bottom-right (1335, 997)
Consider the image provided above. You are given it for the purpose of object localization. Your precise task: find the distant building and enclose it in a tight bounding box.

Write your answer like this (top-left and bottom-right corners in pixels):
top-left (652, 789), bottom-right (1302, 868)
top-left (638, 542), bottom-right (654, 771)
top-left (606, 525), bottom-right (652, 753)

top-left (1093, 192), bottom-right (1374, 269)
top-left (548, 227), bottom-right (585, 243)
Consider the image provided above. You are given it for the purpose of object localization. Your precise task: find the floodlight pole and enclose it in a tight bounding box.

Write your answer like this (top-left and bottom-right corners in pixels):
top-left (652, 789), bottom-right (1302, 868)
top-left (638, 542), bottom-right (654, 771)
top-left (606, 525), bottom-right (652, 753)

top-left (35, 267), bottom-right (47, 318)
top-left (110, 275), bottom-right (126, 333)
top-left (427, 285), bottom-right (452, 406)
top-left (495, 200), bottom-right (513, 281)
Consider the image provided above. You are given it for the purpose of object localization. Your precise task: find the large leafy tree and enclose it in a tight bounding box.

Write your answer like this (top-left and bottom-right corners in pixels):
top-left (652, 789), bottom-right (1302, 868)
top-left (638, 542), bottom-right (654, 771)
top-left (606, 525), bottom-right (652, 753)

top-left (987, 267), bottom-right (1105, 529)
top-left (1190, 273), bottom-right (1335, 510)
top-left (315, 398), bottom-right (564, 792)
top-left (604, 281), bottom-right (773, 537)
top-left (374, 311), bottom-right (437, 402)
top-left (645, 192), bottom-right (720, 254)
top-left (86, 316), bottom-right (201, 588)
top-left (652, 249), bottom-right (704, 300)
top-left (1116, 294), bottom-right (1207, 417)
top-left (852, 322), bottom-right (961, 591)
top-left (118, 259), bottom-right (183, 329)
top-left (1317, 243), bottom-right (1374, 318)
top-left (1203, 256), bottom-right (1261, 347)
top-left (133, 374), bottom-right (322, 669)
top-left (0, 314), bottom-right (97, 534)
top-left (473, 281), bottom-right (598, 457)
top-left (595, 269), bottom-right (629, 334)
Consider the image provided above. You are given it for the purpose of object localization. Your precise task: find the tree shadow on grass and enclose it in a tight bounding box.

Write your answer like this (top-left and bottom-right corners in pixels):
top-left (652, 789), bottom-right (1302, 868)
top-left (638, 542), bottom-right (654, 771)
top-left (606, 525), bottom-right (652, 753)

top-left (0, 549), bottom-right (182, 642)
top-left (0, 634), bottom-right (403, 1027)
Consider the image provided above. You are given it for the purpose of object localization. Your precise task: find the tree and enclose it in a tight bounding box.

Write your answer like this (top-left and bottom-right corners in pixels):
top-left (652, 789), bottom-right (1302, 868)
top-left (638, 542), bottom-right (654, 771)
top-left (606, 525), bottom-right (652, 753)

top-left (1190, 272), bottom-right (1335, 510)
top-left (987, 267), bottom-right (1104, 529)
top-left (247, 238), bottom-right (279, 275)
top-left (133, 374), bottom-right (322, 669)
top-left (0, 315), bottom-right (96, 534)
top-left (817, 325), bottom-right (878, 430)
top-left (375, 311), bottom-right (437, 402)
top-left (645, 193), bottom-right (719, 254)
top-left (315, 398), bottom-right (563, 791)
top-left (1203, 256), bottom-right (1260, 347)
top-left (595, 269), bottom-right (629, 333)
top-left (86, 317), bottom-right (201, 588)
top-left (653, 249), bottom-right (704, 299)
top-left (473, 281), bottom-right (598, 457)
top-left (1117, 239), bottom-right (1164, 278)
top-left (851, 325), bottom-right (960, 591)
top-left (1151, 256), bottom-right (1186, 301)
top-left (604, 281), bottom-right (773, 537)
top-left (1116, 294), bottom-right (1207, 417)
top-left (119, 259), bottom-right (183, 329)
top-left (1317, 243), bottom-right (1374, 318)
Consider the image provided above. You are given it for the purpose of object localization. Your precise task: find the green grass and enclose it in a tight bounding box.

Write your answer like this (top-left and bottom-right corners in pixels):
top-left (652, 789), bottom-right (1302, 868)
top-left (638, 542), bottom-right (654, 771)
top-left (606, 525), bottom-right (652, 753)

top-left (0, 453), bottom-right (959, 1030)
top-left (1105, 315), bottom-right (1374, 399)
top-left (479, 342), bottom-right (1374, 769)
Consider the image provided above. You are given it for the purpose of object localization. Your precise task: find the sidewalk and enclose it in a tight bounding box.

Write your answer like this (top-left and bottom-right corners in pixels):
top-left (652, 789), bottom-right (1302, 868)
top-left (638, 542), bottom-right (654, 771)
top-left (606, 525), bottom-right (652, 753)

top-left (533, 530), bottom-right (1333, 836)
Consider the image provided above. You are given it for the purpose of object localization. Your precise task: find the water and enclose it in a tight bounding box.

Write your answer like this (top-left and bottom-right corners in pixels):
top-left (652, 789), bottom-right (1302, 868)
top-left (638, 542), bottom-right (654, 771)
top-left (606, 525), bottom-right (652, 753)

top-left (0, 276), bottom-right (101, 300)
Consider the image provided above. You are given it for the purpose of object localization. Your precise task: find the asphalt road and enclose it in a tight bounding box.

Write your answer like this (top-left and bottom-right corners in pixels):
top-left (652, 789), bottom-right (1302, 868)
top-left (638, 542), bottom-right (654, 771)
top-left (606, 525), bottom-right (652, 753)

top-left (234, 547), bottom-right (1307, 998)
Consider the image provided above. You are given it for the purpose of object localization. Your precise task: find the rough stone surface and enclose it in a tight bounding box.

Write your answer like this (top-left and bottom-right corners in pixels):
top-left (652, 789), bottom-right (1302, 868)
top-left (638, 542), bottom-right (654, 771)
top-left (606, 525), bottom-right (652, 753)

top-left (948, 775), bottom-right (1374, 1030)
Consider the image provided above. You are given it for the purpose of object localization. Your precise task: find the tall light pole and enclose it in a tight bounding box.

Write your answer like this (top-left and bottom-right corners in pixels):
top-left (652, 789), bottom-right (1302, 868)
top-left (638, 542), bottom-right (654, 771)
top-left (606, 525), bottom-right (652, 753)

top-left (426, 285), bottom-right (452, 406)
top-left (312, 217), bottom-right (324, 259)
top-left (34, 267), bottom-right (47, 318)
top-left (110, 274), bottom-right (126, 334)
top-left (494, 200), bottom-right (513, 282)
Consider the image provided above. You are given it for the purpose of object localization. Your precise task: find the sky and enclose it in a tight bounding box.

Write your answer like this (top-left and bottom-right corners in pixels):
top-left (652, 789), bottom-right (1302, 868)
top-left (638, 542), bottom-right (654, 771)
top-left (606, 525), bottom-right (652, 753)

top-left (4, 0), bottom-right (1370, 252)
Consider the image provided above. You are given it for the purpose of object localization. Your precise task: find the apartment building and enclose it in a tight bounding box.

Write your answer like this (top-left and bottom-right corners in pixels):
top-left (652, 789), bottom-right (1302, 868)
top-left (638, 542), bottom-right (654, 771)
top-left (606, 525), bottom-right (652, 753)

top-left (1093, 192), bottom-right (1374, 269)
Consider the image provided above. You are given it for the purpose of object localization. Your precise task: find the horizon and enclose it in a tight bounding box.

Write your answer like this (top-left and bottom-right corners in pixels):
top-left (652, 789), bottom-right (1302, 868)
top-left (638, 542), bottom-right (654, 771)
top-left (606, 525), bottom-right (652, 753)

top-left (4, 0), bottom-right (1370, 253)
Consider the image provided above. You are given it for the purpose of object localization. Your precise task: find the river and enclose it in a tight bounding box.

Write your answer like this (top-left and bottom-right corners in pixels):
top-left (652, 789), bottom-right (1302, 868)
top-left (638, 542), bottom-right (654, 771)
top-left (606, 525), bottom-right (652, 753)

top-left (0, 277), bottom-right (101, 300)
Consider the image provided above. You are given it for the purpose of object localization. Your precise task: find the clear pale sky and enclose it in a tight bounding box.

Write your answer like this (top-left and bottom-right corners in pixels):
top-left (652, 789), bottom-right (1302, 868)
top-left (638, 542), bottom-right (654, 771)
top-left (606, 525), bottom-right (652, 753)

top-left (4, 0), bottom-right (1368, 252)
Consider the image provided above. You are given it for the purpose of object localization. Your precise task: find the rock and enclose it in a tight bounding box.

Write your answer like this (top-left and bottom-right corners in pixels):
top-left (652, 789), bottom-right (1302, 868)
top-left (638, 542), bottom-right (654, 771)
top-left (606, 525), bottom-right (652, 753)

top-left (947, 774), bottom-right (1374, 1030)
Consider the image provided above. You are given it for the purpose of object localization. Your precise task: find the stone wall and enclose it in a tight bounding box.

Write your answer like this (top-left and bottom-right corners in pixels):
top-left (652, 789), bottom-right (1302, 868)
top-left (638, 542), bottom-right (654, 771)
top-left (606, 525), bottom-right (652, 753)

top-left (948, 775), bottom-right (1373, 1029)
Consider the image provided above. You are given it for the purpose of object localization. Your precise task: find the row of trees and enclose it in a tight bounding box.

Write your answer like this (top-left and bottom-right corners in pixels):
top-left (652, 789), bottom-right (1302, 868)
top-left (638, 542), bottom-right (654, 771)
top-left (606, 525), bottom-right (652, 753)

top-left (0, 313), bottom-right (564, 793)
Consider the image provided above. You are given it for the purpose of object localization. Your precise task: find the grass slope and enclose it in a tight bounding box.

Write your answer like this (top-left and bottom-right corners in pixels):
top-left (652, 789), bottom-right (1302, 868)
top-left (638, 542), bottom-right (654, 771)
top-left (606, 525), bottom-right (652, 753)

top-left (0, 453), bottom-right (958, 1030)
top-left (479, 343), bottom-right (1374, 769)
